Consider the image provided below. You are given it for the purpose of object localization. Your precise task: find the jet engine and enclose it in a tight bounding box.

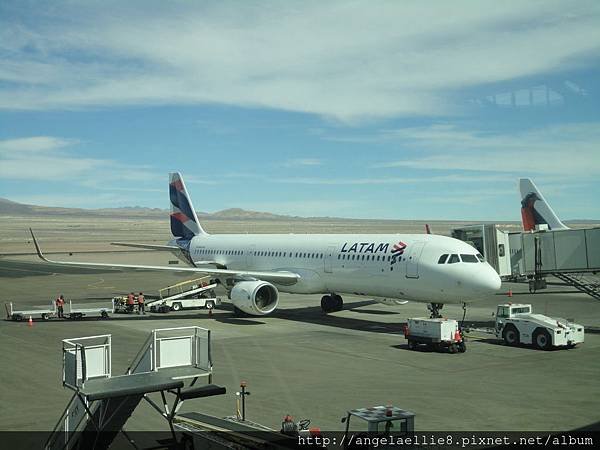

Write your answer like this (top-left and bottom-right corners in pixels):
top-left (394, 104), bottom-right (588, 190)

top-left (230, 280), bottom-right (279, 315)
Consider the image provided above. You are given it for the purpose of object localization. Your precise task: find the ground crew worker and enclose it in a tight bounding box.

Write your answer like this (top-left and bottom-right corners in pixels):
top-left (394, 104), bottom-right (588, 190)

top-left (55, 294), bottom-right (65, 318)
top-left (137, 292), bottom-right (145, 315)
top-left (127, 292), bottom-right (135, 313)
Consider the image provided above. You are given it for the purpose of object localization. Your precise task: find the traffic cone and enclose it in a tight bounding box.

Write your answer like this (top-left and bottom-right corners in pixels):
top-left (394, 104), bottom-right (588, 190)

top-left (28, 316), bottom-right (33, 327)
top-left (507, 289), bottom-right (513, 298)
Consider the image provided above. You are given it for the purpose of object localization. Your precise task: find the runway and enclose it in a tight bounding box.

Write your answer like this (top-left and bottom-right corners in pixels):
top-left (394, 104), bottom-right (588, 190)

top-left (1, 256), bottom-right (599, 434)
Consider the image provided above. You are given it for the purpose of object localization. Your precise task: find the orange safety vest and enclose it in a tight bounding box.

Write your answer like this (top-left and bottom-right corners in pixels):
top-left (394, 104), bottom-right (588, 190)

top-left (137, 295), bottom-right (144, 304)
top-left (56, 298), bottom-right (63, 306)
top-left (127, 294), bottom-right (135, 305)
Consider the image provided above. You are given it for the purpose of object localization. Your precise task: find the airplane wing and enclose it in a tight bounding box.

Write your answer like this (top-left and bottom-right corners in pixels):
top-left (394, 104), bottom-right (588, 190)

top-left (111, 242), bottom-right (181, 251)
top-left (30, 229), bottom-right (300, 285)
top-left (111, 241), bottom-right (227, 267)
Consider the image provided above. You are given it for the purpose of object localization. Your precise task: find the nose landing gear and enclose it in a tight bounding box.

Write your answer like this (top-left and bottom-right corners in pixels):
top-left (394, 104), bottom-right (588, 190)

top-left (427, 302), bottom-right (444, 319)
top-left (321, 294), bottom-right (343, 313)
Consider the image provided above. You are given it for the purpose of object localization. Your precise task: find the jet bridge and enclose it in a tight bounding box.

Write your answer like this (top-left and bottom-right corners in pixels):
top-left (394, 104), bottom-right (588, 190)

top-left (453, 225), bottom-right (600, 300)
top-left (45, 326), bottom-right (226, 450)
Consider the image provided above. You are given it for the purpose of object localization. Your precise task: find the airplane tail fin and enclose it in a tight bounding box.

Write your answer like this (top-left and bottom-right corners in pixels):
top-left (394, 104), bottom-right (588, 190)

top-left (519, 178), bottom-right (569, 231)
top-left (169, 172), bottom-right (207, 238)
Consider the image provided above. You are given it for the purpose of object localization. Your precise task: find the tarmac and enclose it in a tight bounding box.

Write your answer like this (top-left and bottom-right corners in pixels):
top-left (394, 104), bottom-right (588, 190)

top-left (1, 255), bottom-right (600, 436)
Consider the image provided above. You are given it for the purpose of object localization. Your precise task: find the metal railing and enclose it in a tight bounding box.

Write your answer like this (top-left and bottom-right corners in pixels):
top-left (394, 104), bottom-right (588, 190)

top-left (159, 276), bottom-right (211, 299)
top-left (62, 335), bottom-right (111, 390)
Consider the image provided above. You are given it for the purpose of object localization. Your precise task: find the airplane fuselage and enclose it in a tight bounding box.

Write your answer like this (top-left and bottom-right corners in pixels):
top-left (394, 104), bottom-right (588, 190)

top-left (181, 233), bottom-right (501, 305)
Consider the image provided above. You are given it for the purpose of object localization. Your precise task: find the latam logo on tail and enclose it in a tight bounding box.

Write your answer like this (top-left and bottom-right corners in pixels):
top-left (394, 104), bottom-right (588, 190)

top-left (520, 191), bottom-right (545, 232)
top-left (519, 179), bottom-right (568, 231)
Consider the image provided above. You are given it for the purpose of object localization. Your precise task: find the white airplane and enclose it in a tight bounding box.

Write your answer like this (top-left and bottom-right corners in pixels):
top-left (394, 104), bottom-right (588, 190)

top-left (519, 178), bottom-right (569, 231)
top-left (30, 173), bottom-right (501, 318)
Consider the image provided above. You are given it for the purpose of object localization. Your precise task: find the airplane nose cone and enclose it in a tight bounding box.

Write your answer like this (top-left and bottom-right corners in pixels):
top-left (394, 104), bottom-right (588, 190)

top-left (474, 267), bottom-right (502, 293)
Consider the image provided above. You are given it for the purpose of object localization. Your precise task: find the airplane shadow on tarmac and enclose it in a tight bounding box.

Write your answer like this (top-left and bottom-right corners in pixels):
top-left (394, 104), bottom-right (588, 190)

top-left (267, 300), bottom-right (408, 335)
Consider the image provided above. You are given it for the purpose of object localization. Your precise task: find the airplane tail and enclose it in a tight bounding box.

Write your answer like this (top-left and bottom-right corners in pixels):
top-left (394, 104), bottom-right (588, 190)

top-left (519, 178), bottom-right (569, 231)
top-left (169, 172), bottom-right (207, 238)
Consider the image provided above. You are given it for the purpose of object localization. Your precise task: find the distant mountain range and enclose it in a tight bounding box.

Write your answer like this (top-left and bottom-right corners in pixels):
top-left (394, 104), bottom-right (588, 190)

top-left (0, 197), bottom-right (596, 223)
top-left (0, 198), bottom-right (301, 220)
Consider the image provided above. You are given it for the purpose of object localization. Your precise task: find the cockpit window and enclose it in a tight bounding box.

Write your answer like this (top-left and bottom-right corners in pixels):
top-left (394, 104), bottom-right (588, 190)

top-left (461, 254), bottom-right (478, 263)
top-left (438, 254), bottom-right (449, 264)
top-left (447, 254), bottom-right (459, 264)
top-left (476, 254), bottom-right (484, 262)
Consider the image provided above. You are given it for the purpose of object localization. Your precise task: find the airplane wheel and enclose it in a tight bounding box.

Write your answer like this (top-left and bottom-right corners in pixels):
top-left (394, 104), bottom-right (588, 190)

top-left (502, 325), bottom-right (520, 346)
top-left (320, 295), bottom-right (335, 313)
top-left (332, 294), bottom-right (343, 312)
top-left (533, 328), bottom-right (552, 350)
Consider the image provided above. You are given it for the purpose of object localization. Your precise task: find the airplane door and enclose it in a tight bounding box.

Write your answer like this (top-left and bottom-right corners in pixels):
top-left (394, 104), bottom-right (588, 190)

top-left (246, 245), bottom-right (255, 269)
top-left (324, 245), bottom-right (336, 273)
top-left (405, 241), bottom-right (426, 279)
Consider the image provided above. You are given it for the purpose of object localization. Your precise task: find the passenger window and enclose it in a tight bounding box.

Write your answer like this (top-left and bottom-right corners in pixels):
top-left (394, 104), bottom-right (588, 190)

top-left (438, 254), bottom-right (449, 264)
top-left (447, 254), bottom-right (459, 264)
top-left (460, 254), bottom-right (478, 263)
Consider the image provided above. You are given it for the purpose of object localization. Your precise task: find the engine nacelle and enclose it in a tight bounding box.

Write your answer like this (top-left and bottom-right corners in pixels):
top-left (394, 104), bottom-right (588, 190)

top-left (374, 298), bottom-right (409, 306)
top-left (230, 281), bottom-right (279, 315)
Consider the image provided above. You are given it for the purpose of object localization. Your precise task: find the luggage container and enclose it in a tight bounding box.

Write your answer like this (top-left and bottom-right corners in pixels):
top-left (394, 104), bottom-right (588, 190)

top-left (404, 317), bottom-right (465, 353)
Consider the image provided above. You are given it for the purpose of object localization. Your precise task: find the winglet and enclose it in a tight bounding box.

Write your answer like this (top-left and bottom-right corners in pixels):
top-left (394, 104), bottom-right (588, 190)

top-left (29, 228), bottom-right (50, 262)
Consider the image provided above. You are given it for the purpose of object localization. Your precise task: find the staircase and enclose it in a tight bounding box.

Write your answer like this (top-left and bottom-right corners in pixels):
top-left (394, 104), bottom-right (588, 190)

top-left (45, 327), bottom-right (216, 450)
top-left (552, 272), bottom-right (600, 301)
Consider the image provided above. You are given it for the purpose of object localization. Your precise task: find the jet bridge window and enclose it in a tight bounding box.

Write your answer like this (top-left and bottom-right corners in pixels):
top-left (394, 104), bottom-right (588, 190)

top-left (460, 254), bottom-right (478, 263)
top-left (438, 254), bottom-right (449, 264)
top-left (447, 254), bottom-right (460, 264)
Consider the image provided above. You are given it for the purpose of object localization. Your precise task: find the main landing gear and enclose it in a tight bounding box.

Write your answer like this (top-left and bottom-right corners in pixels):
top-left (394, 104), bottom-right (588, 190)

top-left (427, 303), bottom-right (444, 319)
top-left (321, 294), bottom-right (343, 313)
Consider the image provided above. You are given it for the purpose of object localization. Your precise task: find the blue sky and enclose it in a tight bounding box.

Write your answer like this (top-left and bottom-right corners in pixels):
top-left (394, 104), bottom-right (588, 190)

top-left (1, 1), bottom-right (599, 220)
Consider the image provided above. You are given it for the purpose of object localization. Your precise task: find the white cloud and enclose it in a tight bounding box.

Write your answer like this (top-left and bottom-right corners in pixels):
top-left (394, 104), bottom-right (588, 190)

top-left (0, 136), bottom-right (162, 191)
top-left (282, 158), bottom-right (322, 168)
top-left (367, 122), bottom-right (600, 176)
top-left (1, 1), bottom-right (599, 120)
top-left (270, 174), bottom-right (513, 185)
top-left (0, 136), bottom-right (77, 154)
